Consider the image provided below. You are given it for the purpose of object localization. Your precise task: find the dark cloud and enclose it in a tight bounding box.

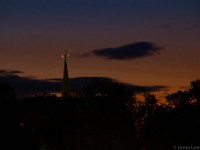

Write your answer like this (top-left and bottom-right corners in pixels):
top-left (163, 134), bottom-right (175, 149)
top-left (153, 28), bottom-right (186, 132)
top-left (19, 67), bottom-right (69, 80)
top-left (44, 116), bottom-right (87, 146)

top-left (82, 42), bottom-right (162, 60)
top-left (0, 69), bottom-right (60, 97)
top-left (0, 69), bottom-right (168, 97)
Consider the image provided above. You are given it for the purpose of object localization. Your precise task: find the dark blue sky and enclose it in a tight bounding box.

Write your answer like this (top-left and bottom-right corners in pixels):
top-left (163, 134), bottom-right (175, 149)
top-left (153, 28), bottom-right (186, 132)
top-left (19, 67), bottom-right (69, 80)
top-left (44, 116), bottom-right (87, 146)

top-left (1, 0), bottom-right (199, 29)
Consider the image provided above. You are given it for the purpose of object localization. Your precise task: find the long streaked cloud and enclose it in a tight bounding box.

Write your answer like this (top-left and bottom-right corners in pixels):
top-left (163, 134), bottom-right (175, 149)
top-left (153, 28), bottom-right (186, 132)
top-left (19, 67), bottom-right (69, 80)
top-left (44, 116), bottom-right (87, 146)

top-left (0, 69), bottom-right (168, 97)
top-left (0, 69), bottom-right (60, 97)
top-left (0, 69), bottom-right (24, 75)
top-left (81, 42), bottom-right (163, 60)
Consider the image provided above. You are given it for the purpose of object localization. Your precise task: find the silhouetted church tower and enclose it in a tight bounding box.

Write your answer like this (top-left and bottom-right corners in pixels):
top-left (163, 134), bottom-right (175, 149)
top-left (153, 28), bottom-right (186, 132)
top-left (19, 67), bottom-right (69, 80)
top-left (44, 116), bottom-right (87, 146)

top-left (62, 50), bottom-right (70, 99)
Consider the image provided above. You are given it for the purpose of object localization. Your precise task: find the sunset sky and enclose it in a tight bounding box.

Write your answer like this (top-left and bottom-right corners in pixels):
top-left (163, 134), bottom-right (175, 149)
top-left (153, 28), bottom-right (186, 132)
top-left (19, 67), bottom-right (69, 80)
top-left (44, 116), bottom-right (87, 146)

top-left (1, 0), bottom-right (200, 98)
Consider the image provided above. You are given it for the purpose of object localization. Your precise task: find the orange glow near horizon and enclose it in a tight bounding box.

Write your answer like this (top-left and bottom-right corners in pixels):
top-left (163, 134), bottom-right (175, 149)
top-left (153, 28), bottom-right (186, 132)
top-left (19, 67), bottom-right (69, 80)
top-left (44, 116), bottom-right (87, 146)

top-left (0, 0), bottom-right (199, 98)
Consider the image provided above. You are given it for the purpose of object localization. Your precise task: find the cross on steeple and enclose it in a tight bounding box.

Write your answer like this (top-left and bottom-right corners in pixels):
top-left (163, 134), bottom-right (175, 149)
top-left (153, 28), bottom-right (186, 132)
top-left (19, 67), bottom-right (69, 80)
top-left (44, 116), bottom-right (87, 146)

top-left (64, 49), bottom-right (70, 59)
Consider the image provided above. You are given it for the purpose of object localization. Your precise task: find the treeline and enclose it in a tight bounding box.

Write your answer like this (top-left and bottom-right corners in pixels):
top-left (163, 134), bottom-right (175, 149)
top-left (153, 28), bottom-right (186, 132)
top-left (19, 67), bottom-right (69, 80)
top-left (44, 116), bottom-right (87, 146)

top-left (0, 79), bottom-right (200, 150)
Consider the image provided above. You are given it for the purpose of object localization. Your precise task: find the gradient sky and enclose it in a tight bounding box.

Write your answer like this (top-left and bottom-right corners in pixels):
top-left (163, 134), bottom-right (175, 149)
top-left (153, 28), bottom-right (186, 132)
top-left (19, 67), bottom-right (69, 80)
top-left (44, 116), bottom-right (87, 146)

top-left (1, 0), bottom-right (200, 98)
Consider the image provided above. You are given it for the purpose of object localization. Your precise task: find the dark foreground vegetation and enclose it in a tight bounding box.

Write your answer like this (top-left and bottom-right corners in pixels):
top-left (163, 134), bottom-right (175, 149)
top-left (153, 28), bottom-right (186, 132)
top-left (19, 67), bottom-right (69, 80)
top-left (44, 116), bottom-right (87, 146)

top-left (0, 79), bottom-right (200, 150)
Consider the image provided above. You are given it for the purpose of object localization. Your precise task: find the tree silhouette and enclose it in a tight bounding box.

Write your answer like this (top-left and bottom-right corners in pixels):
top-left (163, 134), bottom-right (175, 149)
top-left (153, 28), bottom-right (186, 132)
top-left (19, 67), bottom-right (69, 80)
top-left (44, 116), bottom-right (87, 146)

top-left (2, 77), bottom-right (199, 150)
top-left (81, 78), bottom-right (130, 98)
top-left (166, 79), bottom-right (200, 108)
top-left (0, 82), bottom-right (39, 150)
top-left (139, 79), bottom-right (200, 150)
top-left (166, 90), bottom-right (193, 107)
top-left (189, 79), bottom-right (200, 105)
top-left (144, 92), bottom-right (157, 106)
top-left (0, 82), bottom-right (16, 103)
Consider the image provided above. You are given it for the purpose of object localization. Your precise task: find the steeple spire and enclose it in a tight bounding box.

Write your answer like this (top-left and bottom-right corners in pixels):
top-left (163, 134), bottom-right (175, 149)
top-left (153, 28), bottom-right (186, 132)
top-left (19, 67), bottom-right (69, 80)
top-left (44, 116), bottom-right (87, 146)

top-left (62, 49), bottom-right (70, 99)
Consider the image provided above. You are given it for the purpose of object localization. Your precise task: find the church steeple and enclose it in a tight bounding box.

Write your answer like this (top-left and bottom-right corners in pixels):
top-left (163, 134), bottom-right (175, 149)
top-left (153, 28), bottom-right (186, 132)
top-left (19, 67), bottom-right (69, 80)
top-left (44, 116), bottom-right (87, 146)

top-left (62, 50), bottom-right (70, 99)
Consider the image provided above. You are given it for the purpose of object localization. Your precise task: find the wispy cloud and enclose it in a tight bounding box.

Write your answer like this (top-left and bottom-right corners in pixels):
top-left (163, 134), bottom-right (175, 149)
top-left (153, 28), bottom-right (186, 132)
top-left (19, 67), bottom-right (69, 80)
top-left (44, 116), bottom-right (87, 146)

top-left (159, 23), bottom-right (200, 31)
top-left (182, 24), bottom-right (200, 31)
top-left (159, 24), bottom-right (174, 30)
top-left (81, 42), bottom-right (163, 60)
